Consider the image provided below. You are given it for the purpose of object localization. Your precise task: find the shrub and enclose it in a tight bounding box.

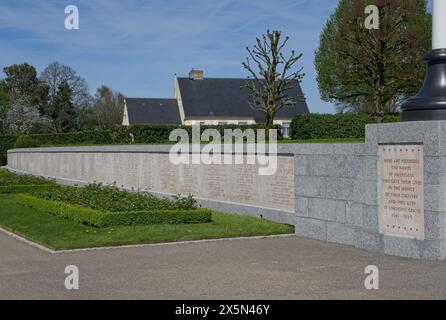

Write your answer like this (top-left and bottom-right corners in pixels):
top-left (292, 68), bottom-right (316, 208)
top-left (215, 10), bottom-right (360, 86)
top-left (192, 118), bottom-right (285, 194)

top-left (13, 135), bottom-right (40, 149)
top-left (0, 169), bottom-right (54, 186)
top-left (0, 185), bottom-right (59, 194)
top-left (15, 194), bottom-right (212, 227)
top-left (290, 113), bottom-right (400, 140)
top-left (114, 124), bottom-right (284, 143)
top-left (28, 183), bottom-right (198, 211)
top-left (0, 135), bottom-right (18, 166)
top-left (0, 123), bottom-right (285, 166)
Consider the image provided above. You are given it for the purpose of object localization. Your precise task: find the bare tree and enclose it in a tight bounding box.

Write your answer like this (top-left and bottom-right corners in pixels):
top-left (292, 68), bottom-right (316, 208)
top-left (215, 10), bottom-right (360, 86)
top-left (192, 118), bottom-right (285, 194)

top-left (40, 62), bottom-right (93, 110)
top-left (242, 30), bottom-right (305, 129)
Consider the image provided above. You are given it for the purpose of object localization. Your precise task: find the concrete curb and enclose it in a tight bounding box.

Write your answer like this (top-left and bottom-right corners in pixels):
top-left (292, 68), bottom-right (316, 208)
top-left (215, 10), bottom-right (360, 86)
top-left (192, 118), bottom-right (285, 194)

top-left (0, 226), bottom-right (56, 254)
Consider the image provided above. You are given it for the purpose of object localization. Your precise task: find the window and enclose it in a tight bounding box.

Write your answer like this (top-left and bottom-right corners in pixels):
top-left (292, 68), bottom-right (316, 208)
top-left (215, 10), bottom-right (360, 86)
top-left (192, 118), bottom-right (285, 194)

top-left (218, 122), bottom-right (227, 125)
top-left (281, 123), bottom-right (290, 139)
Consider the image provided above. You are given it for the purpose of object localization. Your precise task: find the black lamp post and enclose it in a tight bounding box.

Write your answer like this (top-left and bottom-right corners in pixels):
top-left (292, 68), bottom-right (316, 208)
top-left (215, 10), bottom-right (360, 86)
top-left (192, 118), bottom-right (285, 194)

top-left (401, 1), bottom-right (446, 121)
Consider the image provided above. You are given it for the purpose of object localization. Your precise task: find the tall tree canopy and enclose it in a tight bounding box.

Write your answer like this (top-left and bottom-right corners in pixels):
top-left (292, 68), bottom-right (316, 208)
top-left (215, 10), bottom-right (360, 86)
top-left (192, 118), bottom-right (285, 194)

top-left (242, 30), bottom-right (304, 129)
top-left (315, 0), bottom-right (431, 120)
top-left (48, 81), bottom-right (76, 133)
top-left (0, 87), bottom-right (10, 132)
top-left (2, 63), bottom-right (49, 113)
top-left (40, 61), bottom-right (92, 110)
top-left (92, 85), bottom-right (125, 129)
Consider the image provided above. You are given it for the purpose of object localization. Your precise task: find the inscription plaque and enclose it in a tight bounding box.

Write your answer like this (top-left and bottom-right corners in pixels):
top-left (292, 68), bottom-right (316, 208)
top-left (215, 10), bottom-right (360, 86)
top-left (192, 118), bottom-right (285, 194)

top-left (378, 144), bottom-right (424, 240)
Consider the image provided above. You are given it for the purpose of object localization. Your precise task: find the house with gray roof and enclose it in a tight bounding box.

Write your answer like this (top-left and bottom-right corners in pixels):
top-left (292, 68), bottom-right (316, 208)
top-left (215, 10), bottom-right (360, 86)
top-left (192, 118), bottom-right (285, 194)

top-left (122, 69), bottom-right (310, 137)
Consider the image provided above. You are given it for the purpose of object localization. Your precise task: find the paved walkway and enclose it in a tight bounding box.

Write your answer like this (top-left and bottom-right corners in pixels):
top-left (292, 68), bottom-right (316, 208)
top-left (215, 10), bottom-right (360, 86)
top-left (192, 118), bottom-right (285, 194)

top-left (0, 232), bottom-right (445, 299)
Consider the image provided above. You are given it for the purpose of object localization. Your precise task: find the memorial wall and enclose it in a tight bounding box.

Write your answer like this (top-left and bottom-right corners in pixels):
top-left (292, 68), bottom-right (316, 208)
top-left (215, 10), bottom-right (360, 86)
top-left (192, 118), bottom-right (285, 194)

top-left (7, 148), bottom-right (295, 213)
top-left (6, 121), bottom-right (446, 260)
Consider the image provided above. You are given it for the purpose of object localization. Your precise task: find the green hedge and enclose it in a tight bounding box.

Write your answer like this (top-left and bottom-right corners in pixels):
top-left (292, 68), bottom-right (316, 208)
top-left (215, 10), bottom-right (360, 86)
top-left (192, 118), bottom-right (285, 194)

top-left (14, 135), bottom-right (40, 149)
top-left (114, 124), bottom-right (283, 143)
top-left (0, 135), bottom-right (17, 166)
top-left (29, 183), bottom-right (198, 211)
top-left (0, 124), bottom-right (284, 166)
top-left (290, 113), bottom-right (400, 140)
top-left (0, 168), bottom-right (54, 186)
top-left (0, 185), bottom-right (59, 194)
top-left (15, 194), bottom-right (212, 227)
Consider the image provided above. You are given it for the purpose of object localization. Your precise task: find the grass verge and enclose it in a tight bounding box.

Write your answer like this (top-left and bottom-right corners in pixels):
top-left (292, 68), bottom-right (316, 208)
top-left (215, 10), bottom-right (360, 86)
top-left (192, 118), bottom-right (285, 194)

top-left (0, 194), bottom-right (293, 250)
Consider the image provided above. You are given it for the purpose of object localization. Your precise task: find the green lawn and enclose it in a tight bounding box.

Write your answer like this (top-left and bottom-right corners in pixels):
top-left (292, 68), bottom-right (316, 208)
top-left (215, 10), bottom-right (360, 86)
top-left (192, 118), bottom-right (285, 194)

top-left (0, 194), bottom-right (293, 250)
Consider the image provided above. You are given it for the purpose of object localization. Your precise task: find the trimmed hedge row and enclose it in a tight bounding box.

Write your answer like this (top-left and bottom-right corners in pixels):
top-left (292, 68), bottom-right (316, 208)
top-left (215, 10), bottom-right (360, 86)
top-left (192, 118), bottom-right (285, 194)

top-left (0, 168), bottom-right (54, 186)
top-left (291, 113), bottom-right (400, 140)
top-left (0, 124), bottom-right (284, 165)
top-left (29, 183), bottom-right (198, 212)
top-left (0, 185), bottom-right (59, 194)
top-left (15, 194), bottom-right (213, 227)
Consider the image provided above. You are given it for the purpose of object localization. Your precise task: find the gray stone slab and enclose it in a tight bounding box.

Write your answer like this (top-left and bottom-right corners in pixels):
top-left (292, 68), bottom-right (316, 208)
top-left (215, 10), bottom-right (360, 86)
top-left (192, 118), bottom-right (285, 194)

top-left (383, 235), bottom-right (421, 259)
top-left (424, 157), bottom-right (446, 185)
top-left (420, 239), bottom-right (446, 260)
top-left (305, 155), bottom-right (362, 178)
top-left (326, 222), bottom-right (355, 246)
top-left (424, 211), bottom-right (446, 240)
top-left (295, 176), bottom-right (326, 198)
top-left (294, 217), bottom-right (327, 241)
top-left (293, 155), bottom-right (308, 176)
top-left (425, 184), bottom-right (446, 212)
top-left (308, 198), bottom-right (346, 223)
top-left (362, 205), bottom-right (379, 233)
top-left (354, 179), bottom-right (378, 206)
top-left (353, 229), bottom-right (383, 252)
top-left (295, 196), bottom-right (309, 217)
top-left (346, 202), bottom-right (364, 227)
top-left (324, 177), bottom-right (356, 201)
top-left (365, 121), bottom-right (446, 157)
top-left (357, 155), bottom-right (377, 181)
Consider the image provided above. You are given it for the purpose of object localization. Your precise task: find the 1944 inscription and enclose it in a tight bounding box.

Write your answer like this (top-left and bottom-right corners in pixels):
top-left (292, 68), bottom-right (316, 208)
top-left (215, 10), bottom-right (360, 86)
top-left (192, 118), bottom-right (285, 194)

top-left (378, 145), bottom-right (425, 240)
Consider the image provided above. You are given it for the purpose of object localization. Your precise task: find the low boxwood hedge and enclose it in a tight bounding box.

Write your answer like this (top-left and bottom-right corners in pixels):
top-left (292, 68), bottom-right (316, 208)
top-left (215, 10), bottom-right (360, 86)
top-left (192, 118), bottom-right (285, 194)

top-left (28, 183), bottom-right (198, 212)
top-left (0, 185), bottom-right (59, 194)
top-left (0, 168), bottom-right (54, 186)
top-left (15, 194), bottom-right (212, 227)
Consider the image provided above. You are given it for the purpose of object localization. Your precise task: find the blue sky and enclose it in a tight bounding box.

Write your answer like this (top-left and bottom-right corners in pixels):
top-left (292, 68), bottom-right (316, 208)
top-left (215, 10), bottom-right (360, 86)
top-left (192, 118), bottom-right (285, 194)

top-left (1, 0), bottom-right (347, 113)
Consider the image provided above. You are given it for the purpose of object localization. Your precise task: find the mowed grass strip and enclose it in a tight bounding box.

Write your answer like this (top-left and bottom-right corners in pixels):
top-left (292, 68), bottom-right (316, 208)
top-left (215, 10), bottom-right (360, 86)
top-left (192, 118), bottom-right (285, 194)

top-left (0, 194), bottom-right (293, 250)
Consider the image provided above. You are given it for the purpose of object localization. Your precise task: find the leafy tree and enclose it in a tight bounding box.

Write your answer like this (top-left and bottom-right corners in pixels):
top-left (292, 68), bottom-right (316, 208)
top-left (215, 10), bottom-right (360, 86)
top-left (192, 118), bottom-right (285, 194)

top-left (2, 63), bottom-right (49, 114)
top-left (242, 30), bottom-right (305, 129)
top-left (92, 85), bottom-right (125, 129)
top-left (48, 81), bottom-right (76, 133)
top-left (75, 106), bottom-right (98, 131)
top-left (315, 0), bottom-right (431, 121)
top-left (4, 96), bottom-right (50, 134)
top-left (0, 87), bottom-right (9, 133)
top-left (40, 61), bottom-right (93, 110)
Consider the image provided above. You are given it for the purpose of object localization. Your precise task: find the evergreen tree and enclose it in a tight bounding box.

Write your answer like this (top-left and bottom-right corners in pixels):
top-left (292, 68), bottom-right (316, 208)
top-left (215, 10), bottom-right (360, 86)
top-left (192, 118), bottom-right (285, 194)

top-left (48, 81), bottom-right (76, 132)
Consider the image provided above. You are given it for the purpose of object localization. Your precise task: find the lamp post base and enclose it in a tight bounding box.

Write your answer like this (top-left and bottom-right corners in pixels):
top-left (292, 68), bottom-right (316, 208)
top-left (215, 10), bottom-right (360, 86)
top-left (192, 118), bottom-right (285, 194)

top-left (401, 49), bottom-right (446, 121)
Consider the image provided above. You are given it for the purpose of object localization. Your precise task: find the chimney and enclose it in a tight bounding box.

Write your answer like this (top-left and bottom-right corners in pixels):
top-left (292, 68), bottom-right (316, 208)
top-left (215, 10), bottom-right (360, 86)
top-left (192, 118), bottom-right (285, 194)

top-left (189, 69), bottom-right (204, 80)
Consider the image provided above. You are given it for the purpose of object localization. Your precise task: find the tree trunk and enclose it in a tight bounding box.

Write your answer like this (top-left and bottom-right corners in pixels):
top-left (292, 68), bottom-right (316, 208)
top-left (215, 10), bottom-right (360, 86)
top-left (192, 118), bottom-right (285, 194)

top-left (265, 112), bottom-right (274, 130)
